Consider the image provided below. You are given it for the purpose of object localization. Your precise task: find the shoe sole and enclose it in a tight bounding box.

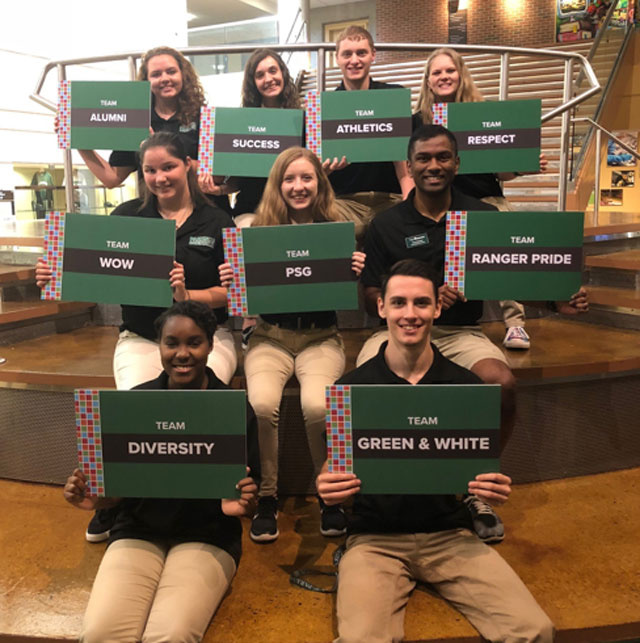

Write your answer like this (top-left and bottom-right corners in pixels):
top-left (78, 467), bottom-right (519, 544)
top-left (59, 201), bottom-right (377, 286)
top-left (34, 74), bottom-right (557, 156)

top-left (320, 527), bottom-right (347, 537)
top-left (85, 530), bottom-right (110, 543)
top-left (249, 529), bottom-right (279, 543)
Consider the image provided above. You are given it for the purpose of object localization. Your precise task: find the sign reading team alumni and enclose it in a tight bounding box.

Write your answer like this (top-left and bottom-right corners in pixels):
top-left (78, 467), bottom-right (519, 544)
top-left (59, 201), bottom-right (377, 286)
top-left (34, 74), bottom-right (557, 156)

top-left (198, 106), bottom-right (304, 177)
top-left (444, 210), bottom-right (584, 300)
top-left (305, 88), bottom-right (412, 162)
top-left (223, 221), bottom-right (357, 316)
top-left (75, 389), bottom-right (247, 498)
top-left (57, 81), bottom-right (150, 151)
top-left (326, 384), bottom-right (501, 495)
top-left (431, 99), bottom-right (541, 174)
top-left (42, 211), bottom-right (175, 307)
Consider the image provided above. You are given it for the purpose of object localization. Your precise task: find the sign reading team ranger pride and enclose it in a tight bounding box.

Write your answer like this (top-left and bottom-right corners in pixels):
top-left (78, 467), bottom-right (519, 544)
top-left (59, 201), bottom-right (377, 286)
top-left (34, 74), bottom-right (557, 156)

top-left (444, 210), bottom-right (584, 300)
top-left (57, 81), bottom-right (150, 151)
top-left (326, 384), bottom-right (501, 495)
top-left (75, 389), bottom-right (247, 498)
top-left (198, 106), bottom-right (304, 177)
top-left (305, 88), bottom-right (412, 162)
top-left (41, 212), bottom-right (175, 307)
top-left (223, 221), bottom-right (357, 316)
top-left (431, 99), bottom-right (541, 174)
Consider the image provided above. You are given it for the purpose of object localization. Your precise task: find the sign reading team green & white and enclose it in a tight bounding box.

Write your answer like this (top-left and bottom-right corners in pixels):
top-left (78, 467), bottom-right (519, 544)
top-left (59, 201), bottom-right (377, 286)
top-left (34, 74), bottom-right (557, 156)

top-left (326, 384), bottom-right (501, 495)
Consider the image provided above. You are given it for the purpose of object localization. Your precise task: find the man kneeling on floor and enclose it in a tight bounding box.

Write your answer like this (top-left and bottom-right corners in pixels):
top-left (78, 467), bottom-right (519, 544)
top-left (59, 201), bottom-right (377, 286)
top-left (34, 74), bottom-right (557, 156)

top-left (317, 259), bottom-right (554, 643)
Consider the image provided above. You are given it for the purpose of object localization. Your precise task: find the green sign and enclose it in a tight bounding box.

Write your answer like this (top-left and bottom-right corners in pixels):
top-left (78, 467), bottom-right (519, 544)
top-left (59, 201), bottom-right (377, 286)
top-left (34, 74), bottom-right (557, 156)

top-left (58, 81), bottom-right (150, 151)
top-left (432, 99), bottom-right (541, 174)
top-left (444, 210), bottom-right (584, 299)
top-left (223, 221), bottom-right (357, 316)
top-left (75, 389), bottom-right (247, 499)
top-left (305, 88), bottom-right (412, 162)
top-left (198, 106), bottom-right (304, 177)
top-left (326, 384), bottom-right (501, 494)
top-left (42, 211), bottom-right (175, 307)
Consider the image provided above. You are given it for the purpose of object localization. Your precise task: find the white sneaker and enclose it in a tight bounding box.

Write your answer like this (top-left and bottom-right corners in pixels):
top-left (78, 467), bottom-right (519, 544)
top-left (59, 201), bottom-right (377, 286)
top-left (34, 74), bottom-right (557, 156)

top-left (503, 326), bottom-right (530, 350)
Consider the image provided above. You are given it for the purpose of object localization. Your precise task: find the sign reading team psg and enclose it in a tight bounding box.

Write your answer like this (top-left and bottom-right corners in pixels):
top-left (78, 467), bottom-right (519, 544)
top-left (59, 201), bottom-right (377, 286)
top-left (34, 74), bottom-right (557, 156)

top-left (57, 81), bottom-right (150, 151)
top-left (42, 212), bottom-right (175, 307)
top-left (444, 210), bottom-right (584, 300)
top-left (223, 221), bottom-right (357, 316)
top-left (75, 389), bottom-right (247, 498)
top-left (306, 88), bottom-right (412, 162)
top-left (198, 106), bottom-right (304, 177)
top-left (326, 384), bottom-right (501, 494)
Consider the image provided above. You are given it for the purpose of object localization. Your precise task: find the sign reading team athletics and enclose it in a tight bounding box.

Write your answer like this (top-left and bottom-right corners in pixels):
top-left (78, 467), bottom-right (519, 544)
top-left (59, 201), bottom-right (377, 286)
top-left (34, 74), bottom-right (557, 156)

top-left (198, 106), bottom-right (304, 177)
top-left (444, 210), bottom-right (584, 300)
top-left (431, 99), bottom-right (541, 174)
top-left (42, 211), bottom-right (175, 307)
top-left (305, 88), bottom-right (412, 162)
top-left (223, 221), bottom-right (357, 316)
top-left (326, 384), bottom-right (501, 495)
top-left (57, 81), bottom-right (150, 151)
top-left (75, 389), bottom-right (247, 498)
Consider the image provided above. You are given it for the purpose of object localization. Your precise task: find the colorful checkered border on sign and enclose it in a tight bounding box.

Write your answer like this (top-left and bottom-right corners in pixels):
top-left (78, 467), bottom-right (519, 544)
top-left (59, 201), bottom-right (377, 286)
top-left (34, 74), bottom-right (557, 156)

top-left (223, 227), bottom-right (248, 316)
top-left (75, 389), bottom-right (105, 497)
top-left (57, 81), bottom-right (71, 149)
top-left (445, 210), bottom-right (468, 293)
top-left (42, 211), bottom-right (66, 301)
top-left (326, 385), bottom-right (353, 474)
top-left (432, 102), bottom-right (448, 127)
top-left (305, 91), bottom-right (322, 160)
top-left (198, 106), bottom-right (216, 174)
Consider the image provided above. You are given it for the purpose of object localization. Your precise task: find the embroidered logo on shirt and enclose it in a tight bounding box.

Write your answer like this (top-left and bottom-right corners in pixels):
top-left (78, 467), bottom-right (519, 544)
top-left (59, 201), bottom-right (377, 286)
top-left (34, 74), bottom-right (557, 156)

top-left (189, 236), bottom-right (215, 248)
top-left (405, 233), bottom-right (429, 248)
top-left (179, 121), bottom-right (197, 133)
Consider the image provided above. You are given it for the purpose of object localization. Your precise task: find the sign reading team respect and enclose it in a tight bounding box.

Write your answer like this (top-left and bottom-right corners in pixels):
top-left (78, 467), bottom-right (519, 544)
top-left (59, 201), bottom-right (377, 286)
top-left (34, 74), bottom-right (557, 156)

top-left (198, 106), bottom-right (304, 177)
top-left (432, 99), bottom-right (541, 174)
top-left (57, 81), bottom-right (150, 151)
top-left (76, 389), bottom-right (247, 498)
top-left (42, 212), bottom-right (175, 307)
top-left (305, 88), bottom-right (412, 162)
top-left (223, 221), bottom-right (357, 316)
top-left (444, 210), bottom-right (584, 300)
top-left (326, 384), bottom-right (501, 495)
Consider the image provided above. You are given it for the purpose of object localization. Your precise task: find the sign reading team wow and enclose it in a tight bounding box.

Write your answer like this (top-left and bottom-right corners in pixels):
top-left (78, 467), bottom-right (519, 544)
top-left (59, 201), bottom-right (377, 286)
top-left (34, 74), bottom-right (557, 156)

top-left (444, 210), bottom-right (584, 300)
top-left (75, 389), bottom-right (247, 498)
top-left (57, 81), bottom-right (150, 151)
top-left (432, 99), bottom-right (541, 174)
top-left (42, 212), bottom-right (175, 307)
top-left (223, 221), bottom-right (357, 316)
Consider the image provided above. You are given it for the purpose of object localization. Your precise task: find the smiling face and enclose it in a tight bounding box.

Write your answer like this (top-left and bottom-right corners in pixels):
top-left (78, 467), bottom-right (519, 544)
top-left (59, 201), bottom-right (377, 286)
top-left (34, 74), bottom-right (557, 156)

top-left (141, 146), bottom-right (191, 203)
top-left (280, 157), bottom-right (318, 219)
top-left (336, 37), bottom-right (375, 86)
top-left (407, 135), bottom-right (459, 197)
top-left (427, 53), bottom-right (460, 102)
top-left (160, 314), bottom-right (212, 390)
top-left (254, 55), bottom-right (284, 106)
top-left (146, 54), bottom-right (184, 102)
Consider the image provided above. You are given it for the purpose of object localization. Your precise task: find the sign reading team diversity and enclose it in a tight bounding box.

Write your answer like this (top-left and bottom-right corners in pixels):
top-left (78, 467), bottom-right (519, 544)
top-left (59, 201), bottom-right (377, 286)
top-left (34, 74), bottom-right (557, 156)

top-left (223, 221), bottom-right (357, 316)
top-left (444, 210), bottom-right (584, 300)
top-left (306, 88), bottom-right (412, 162)
top-left (75, 389), bottom-right (247, 498)
top-left (326, 384), bottom-right (501, 494)
top-left (198, 106), bottom-right (304, 177)
top-left (57, 81), bottom-right (150, 151)
top-left (42, 212), bottom-right (175, 307)
top-left (431, 99), bottom-right (541, 174)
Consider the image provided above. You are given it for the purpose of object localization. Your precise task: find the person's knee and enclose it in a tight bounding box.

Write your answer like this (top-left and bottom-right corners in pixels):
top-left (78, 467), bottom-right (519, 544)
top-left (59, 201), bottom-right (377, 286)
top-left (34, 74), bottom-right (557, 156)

top-left (472, 359), bottom-right (515, 391)
top-left (247, 393), bottom-right (281, 423)
top-left (522, 611), bottom-right (555, 643)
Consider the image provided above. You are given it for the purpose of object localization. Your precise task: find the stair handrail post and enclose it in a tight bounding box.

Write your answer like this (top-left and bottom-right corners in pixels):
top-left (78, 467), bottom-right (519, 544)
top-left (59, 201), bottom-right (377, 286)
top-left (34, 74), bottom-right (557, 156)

top-left (558, 57), bottom-right (574, 211)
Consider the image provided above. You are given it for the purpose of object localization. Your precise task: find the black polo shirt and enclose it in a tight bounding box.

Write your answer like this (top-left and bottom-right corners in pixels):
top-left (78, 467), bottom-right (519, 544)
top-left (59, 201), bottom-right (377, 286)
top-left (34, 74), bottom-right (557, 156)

top-left (329, 79), bottom-right (404, 196)
top-left (108, 367), bottom-right (260, 565)
top-left (361, 188), bottom-right (496, 326)
top-left (336, 342), bottom-right (478, 535)
top-left (112, 198), bottom-right (234, 339)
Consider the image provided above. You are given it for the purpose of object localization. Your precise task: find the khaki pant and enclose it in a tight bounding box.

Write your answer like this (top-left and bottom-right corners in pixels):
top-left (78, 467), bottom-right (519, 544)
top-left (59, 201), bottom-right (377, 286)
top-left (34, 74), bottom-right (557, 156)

top-left (81, 539), bottom-right (236, 643)
top-left (336, 531), bottom-right (554, 643)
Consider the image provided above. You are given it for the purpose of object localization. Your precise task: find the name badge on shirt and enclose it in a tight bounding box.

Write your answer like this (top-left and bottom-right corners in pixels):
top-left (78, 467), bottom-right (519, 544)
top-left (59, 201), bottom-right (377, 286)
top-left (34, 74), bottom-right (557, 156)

top-left (189, 236), bottom-right (215, 249)
top-left (405, 233), bottom-right (429, 249)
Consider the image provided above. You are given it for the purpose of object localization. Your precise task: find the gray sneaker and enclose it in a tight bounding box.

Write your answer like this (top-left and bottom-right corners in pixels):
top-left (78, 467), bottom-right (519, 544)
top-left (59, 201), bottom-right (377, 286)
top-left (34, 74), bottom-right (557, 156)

top-left (464, 495), bottom-right (504, 544)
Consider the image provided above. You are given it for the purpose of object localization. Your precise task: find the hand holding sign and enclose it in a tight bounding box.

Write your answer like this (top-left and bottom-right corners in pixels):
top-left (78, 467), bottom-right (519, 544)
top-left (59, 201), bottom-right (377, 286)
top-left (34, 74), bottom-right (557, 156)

top-left (316, 467), bottom-right (361, 507)
top-left (467, 472), bottom-right (512, 506)
top-left (221, 469), bottom-right (259, 517)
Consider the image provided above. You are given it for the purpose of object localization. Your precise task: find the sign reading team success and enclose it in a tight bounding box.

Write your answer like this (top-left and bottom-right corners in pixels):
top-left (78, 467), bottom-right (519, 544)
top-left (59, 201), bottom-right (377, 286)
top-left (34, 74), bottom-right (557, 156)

top-left (223, 221), bottom-right (357, 316)
top-left (42, 212), bottom-right (175, 307)
top-left (326, 384), bottom-right (501, 494)
top-left (444, 210), bottom-right (584, 300)
top-left (75, 389), bottom-right (247, 498)
top-left (305, 88), bottom-right (412, 162)
top-left (198, 106), bottom-right (304, 177)
top-left (57, 81), bottom-right (150, 151)
top-left (432, 99), bottom-right (541, 174)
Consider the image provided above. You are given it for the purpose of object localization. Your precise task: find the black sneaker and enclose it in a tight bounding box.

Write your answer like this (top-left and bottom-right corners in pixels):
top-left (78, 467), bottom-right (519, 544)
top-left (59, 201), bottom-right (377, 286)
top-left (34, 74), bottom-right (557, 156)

top-left (464, 495), bottom-right (505, 544)
top-left (319, 498), bottom-right (347, 537)
top-left (250, 496), bottom-right (279, 543)
top-left (85, 507), bottom-right (117, 543)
